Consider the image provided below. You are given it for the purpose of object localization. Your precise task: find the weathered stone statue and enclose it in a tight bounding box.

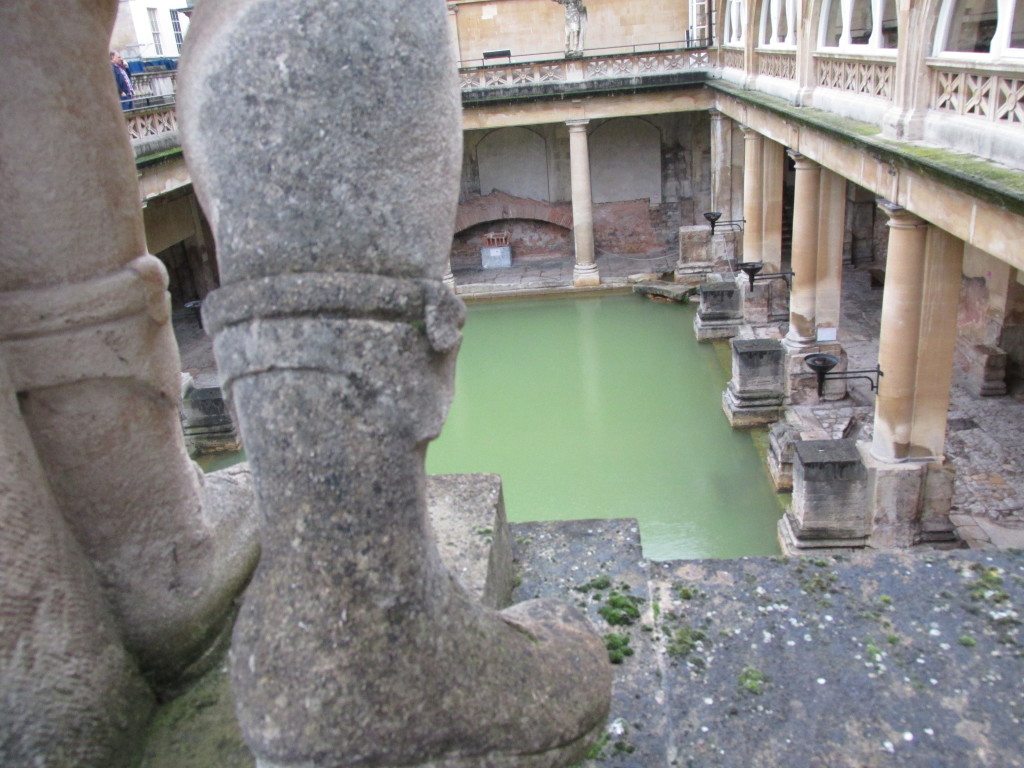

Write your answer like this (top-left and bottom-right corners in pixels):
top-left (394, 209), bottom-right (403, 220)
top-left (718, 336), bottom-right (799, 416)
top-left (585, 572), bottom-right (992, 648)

top-left (0, 355), bottom-right (153, 768)
top-left (179, 0), bottom-right (611, 765)
top-left (552, 0), bottom-right (588, 56)
top-left (0, 0), bottom-right (259, 688)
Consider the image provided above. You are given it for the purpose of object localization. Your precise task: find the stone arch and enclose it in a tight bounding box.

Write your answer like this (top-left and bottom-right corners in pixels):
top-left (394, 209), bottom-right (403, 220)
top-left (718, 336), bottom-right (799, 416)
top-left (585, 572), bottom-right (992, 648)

top-left (589, 117), bottom-right (663, 205)
top-left (476, 127), bottom-right (550, 202)
top-left (454, 191), bottom-right (573, 235)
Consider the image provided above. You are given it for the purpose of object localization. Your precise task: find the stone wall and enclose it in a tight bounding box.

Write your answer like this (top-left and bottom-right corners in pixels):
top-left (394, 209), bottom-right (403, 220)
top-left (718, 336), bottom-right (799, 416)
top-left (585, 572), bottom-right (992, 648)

top-left (451, 0), bottom-right (688, 61)
top-left (455, 112), bottom-right (710, 265)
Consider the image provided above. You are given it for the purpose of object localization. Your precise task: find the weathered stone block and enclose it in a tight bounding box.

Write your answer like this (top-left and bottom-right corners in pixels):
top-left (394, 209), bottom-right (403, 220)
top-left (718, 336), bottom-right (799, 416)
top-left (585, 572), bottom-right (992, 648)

top-left (694, 276), bottom-right (743, 341)
top-left (181, 373), bottom-right (241, 457)
top-left (859, 442), bottom-right (928, 549)
top-left (780, 439), bottom-right (869, 552)
top-left (786, 342), bottom-right (848, 404)
top-left (481, 245), bottom-right (512, 269)
top-left (722, 338), bottom-right (785, 427)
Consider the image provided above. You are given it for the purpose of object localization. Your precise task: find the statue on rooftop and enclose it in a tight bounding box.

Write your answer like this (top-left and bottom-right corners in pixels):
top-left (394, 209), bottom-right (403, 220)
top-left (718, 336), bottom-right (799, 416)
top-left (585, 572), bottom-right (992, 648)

top-left (179, 0), bottom-right (611, 765)
top-left (552, 0), bottom-right (588, 56)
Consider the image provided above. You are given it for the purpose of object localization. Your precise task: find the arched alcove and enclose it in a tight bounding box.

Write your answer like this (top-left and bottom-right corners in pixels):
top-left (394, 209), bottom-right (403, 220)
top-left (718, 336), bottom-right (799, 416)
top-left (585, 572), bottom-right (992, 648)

top-left (589, 118), bottom-right (662, 205)
top-left (476, 127), bottom-right (550, 202)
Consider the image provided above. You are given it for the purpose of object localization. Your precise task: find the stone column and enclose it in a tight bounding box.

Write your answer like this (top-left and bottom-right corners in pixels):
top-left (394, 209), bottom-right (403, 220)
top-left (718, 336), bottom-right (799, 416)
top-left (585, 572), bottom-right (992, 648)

top-left (761, 138), bottom-right (785, 273)
top-left (567, 118), bottom-right (600, 286)
top-left (871, 203), bottom-right (928, 462)
top-left (180, 1), bottom-right (611, 766)
top-left (0, 355), bottom-right (153, 767)
top-left (446, 3), bottom-right (461, 66)
top-left (784, 151), bottom-right (822, 349)
top-left (0, 0), bottom-right (258, 685)
top-left (710, 109), bottom-right (732, 216)
top-left (814, 168), bottom-right (847, 334)
top-left (741, 127), bottom-right (764, 264)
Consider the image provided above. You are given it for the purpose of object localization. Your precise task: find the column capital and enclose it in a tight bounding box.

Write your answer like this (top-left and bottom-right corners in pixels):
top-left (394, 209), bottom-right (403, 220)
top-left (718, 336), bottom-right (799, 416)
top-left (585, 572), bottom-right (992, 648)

top-left (786, 150), bottom-right (818, 170)
top-left (709, 107), bottom-right (723, 119)
top-left (741, 125), bottom-right (762, 140)
top-left (877, 200), bottom-right (925, 229)
top-left (565, 118), bottom-right (590, 132)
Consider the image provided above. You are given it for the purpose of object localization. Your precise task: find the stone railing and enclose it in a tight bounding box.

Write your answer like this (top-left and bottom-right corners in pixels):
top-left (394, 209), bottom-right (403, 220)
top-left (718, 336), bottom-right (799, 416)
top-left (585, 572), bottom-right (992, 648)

top-left (814, 52), bottom-right (895, 100)
top-left (930, 61), bottom-right (1024, 125)
top-left (459, 46), bottom-right (711, 92)
top-left (126, 105), bottom-right (178, 141)
top-left (720, 46), bottom-right (744, 70)
top-left (757, 49), bottom-right (796, 80)
top-left (130, 70), bottom-right (178, 108)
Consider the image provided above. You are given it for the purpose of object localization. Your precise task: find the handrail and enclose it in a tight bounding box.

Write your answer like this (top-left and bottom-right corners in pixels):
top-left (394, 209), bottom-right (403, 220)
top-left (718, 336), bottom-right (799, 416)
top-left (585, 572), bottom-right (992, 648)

top-left (458, 38), bottom-right (710, 69)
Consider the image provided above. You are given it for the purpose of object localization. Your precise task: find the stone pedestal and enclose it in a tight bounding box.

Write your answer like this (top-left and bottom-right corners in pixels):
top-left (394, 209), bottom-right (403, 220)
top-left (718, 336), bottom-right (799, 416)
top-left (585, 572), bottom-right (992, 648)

top-left (694, 276), bottom-right (743, 341)
top-left (767, 420), bottom-right (799, 491)
top-left (722, 338), bottom-right (785, 427)
top-left (181, 373), bottom-right (241, 457)
top-left (711, 229), bottom-right (739, 266)
top-left (786, 342), bottom-right (848, 404)
top-left (779, 439), bottom-right (869, 554)
top-left (964, 343), bottom-right (1008, 396)
top-left (860, 444), bottom-right (957, 548)
top-left (675, 224), bottom-right (713, 286)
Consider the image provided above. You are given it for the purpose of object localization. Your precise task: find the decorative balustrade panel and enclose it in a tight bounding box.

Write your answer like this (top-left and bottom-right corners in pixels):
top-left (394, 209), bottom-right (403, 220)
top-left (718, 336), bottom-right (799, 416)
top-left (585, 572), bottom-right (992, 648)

top-left (126, 107), bottom-right (178, 140)
top-left (932, 68), bottom-right (1024, 125)
top-left (815, 56), bottom-right (894, 100)
top-left (758, 51), bottom-right (796, 80)
top-left (460, 48), bottom-right (710, 90)
top-left (720, 47), bottom-right (744, 70)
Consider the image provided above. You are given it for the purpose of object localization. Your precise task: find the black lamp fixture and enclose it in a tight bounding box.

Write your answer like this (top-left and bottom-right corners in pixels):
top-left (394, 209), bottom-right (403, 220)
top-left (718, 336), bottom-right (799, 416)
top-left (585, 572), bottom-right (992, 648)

top-left (733, 260), bottom-right (794, 291)
top-left (805, 353), bottom-right (883, 397)
top-left (703, 211), bottom-right (744, 237)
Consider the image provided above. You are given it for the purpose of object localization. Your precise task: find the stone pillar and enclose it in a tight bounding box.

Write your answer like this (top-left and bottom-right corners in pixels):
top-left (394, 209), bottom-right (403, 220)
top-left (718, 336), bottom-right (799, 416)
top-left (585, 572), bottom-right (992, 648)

top-left (815, 168), bottom-right (847, 335)
top-left (761, 138), bottom-right (785, 272)
top-left (784, 151), bottom-right (822, 349)
top-left (567, 118), bottom-right (600, 287)
top-left (443, 255), bottom-right (456, 289)
top-left (779, 439), bottom-right (870, 554)
top-left (446, 3), bottom-right (461, 66)
top-left (0, 0), bottom-right (258, 685)
top-left (863, 210), bottom-right (962, 548)
top-left (180, 1), bottom-right (611, 766)
top-left (871, 203), bottom-right (928, 462)
top-left (741, 127), bottom-right (764, 264)
top-left (0, 355), bottom-right (153, 767)
top-left (722, 338), bottom-right (786, 427)
top-left (710, 109), bottom-right (733, 216)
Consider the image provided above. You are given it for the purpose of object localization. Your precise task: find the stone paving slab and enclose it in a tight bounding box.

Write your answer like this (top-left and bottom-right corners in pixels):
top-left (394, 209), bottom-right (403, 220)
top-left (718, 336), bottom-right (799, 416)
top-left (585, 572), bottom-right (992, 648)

top-left (514, 519), bottom-right (1024, 768)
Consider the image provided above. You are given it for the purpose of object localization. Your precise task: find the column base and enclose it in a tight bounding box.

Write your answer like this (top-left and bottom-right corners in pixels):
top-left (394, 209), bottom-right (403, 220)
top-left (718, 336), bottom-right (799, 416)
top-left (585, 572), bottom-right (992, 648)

top-left (777, 513), bottom-right (869, 556)
top-left (722, 385), bottom-right (783, 428)
top-left (572, 263), bottom-right (600, 287)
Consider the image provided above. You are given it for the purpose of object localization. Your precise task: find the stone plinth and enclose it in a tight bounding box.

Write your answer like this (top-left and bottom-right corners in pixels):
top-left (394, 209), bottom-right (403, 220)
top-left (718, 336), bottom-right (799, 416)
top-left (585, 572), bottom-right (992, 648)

top-left (965, 343), bottom-right (1008, 397)
top-left (180, 373), bottom-right (241, 457)
top-left (676, 228), bottom-right (737, 287)
top-left (786, 342), bottom-right (848, 404)
top-left (481, 245), bottom-right (512, 269)
top-left (767, 420), bottom-right (798, 491)
top-left (860, 444), bottom-right (957, 548)
top-left (722, 338), bottom-right (785, 427)
top-left (694, 276), bottom-right (743, 341)
top-left (780, 439), bottom-right (869, 553)
top-left (739, 272), bottom-right (790, 327)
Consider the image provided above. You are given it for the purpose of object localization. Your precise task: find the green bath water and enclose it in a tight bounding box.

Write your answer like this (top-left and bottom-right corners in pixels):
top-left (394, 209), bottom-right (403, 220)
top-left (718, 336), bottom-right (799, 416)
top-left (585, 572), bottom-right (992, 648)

top-left (425, 294), bottom-right (783, 561)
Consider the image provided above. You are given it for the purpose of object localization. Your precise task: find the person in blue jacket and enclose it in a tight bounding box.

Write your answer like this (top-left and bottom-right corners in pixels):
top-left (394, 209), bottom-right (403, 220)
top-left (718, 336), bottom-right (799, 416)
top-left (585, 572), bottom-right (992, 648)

top-left (111, 52), bottom-right (134, 110)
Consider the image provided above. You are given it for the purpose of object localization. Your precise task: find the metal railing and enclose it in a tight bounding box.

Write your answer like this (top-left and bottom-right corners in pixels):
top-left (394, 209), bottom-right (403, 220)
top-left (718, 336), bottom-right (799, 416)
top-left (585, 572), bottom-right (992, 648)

top-left (457, 38), bottom-right (711, 69)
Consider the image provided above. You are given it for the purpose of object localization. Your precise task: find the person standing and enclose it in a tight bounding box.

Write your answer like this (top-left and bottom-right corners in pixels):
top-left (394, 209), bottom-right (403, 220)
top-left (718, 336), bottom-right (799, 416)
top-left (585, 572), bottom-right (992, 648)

top-left (110, 52), bottom-right (134, 110)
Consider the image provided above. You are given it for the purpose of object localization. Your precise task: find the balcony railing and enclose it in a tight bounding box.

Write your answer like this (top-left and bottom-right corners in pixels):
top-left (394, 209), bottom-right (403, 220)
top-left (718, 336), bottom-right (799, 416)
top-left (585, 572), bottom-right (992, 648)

top-left (458, 41), bottom-right (712, 95)
top-left (814, 52), bottom-right (895, 101)
top-left (930, 60), bottom-right (1024, 125)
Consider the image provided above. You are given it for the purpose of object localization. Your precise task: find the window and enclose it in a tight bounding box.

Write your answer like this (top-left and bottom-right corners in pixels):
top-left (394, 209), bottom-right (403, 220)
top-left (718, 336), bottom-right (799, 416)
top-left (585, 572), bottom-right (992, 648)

top-left (936, 0), bottom-right (1022, 56)
top-left (171, 10), bottom-right (185, 53)
top-left (819, 0), bottom-right (898, 49)
top-left (148, 8), bottom-right (163, 56)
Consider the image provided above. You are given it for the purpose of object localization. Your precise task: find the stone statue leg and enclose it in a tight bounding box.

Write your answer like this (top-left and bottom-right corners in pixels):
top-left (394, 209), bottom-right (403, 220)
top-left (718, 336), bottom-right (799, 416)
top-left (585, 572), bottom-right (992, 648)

top-left (0, 354), bottom-right (154, 767)
top-left (0, 0), bottom-right (259, 685)
top-left (179, 1), bottom-right (612, 766)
